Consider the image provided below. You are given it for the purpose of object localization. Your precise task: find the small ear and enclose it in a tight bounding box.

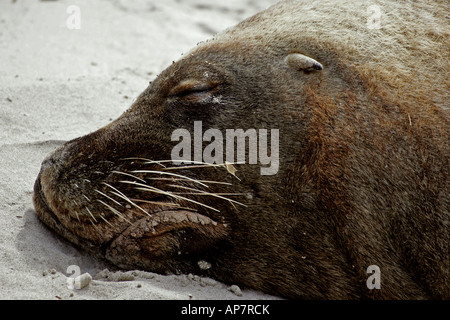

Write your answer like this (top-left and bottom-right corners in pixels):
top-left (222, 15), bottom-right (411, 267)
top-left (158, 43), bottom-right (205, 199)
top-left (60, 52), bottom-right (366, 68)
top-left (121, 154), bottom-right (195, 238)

top-left (285, 53), bottom-right (323, 72)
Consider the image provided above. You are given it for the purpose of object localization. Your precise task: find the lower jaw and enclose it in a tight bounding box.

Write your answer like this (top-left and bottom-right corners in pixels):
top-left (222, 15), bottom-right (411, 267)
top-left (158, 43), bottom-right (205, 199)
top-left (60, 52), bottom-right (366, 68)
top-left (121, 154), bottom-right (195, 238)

top-left (105, 209), bottom-right (229, 270)
top-left (33, 175), bottom-right (105, 252)
top-left (34, 174), bottom-right (229, 268)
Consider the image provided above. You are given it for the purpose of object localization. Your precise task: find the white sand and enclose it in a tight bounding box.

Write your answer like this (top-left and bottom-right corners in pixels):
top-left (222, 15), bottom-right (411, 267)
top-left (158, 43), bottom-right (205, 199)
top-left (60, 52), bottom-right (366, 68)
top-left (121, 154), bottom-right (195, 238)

top-left (0, 0), bottom-right (280, 300)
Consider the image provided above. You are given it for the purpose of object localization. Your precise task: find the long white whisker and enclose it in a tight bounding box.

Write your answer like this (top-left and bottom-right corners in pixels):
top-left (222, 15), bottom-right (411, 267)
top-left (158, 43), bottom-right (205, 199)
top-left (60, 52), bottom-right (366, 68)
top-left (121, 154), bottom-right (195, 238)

top-left (89, 218), bottom-right (101, 232)
top-left (122, 158), bottom-right (243, 167)
top-left (143, 177), bottom-right (232, 186)
top-left (167, 184), bottom-right (247, 207)
top-left (144, 159), bottom-right (211, 166)
top-left (162, 164), bottom-right (229, 171)
top-left (99, 214), bottom-right (114, 228)
top-left (74, 211), bottom-right (81, 223)
top-left (131, 170), bottom-right (208, 188)
top-left (120, 157), bottom-right (167, 168)
top-left (96, 199), bottom-right (133, 225)
top-left (119, 180), bottom-right (220, 212)
top-left (102, 182), bottom-right (151, 217)
top-left (95, 189), bottom-right (124, 208)
top-left (85, 207), bottom-right (97, 223)
top-left (129, 199), bottom-right (181, 208)
top-left (146, 160), bottom-right (244, 166)
top-left (112, 170), bottom-right (147, 183)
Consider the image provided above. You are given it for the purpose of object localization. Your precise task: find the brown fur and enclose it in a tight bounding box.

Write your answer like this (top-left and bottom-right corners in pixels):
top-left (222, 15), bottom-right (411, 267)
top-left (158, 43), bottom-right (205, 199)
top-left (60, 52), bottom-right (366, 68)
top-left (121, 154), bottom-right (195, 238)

top-left (33, 0), bottom-right (449, 299)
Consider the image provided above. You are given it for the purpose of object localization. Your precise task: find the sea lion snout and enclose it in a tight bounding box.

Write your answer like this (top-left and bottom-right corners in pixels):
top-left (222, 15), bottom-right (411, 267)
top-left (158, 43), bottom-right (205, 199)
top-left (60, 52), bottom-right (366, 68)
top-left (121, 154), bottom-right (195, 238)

top-left (40, 154), bottom-right (55, 171)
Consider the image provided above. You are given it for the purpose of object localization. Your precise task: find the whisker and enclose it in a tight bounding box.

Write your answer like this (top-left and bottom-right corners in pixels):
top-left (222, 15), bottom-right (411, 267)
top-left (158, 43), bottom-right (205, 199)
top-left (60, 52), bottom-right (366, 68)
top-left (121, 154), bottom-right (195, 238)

top-left (148, 160), bottom-right (244, 166)
top-left (131, 170), bottom-right (209, 188)
top-left (151, 160), bottom-right (245, 181)
top-left (112, 170), bottom-right (147, 183)
top-left (172, 192), bottom-right (245, 196)
top-left (144, 159), bottom-right (208, 166)
top-left (96, 199), bottom-right (133, 225)
top-left (99, 214), bottom-right (114, 228)
top-left (120, 180), bottom-right (173, 198)
top-left (168, 184), bottom-right (247, 207)
top-left (224, 161), bottom-right (241, 181)
top-left (102, 182), bottom-right (151, 217)
top-left (120, 157), bottom-right (167, 168)
top-left (162, 164), bottom-right (228, 171)
top-left (89, 218), bottom-right (101, 232)
top-left (129, 199), bottom-right (181, 208)
top-left (144, 177), bottom-right (232, 186)
top-left (139, 189), bottom-right (221, 213)
top-left (95, 189), bottom-right (124, 208)
top-left (85, 207), bottom-right (97, 223)
top-left (119, 180), bottom-right (220, 213)
top-left (75, 211), bottom-right (81, 223)
top-left (195, 180), bottom-right (232, 186)
top-left (123, 158), bottom-right (243, 167)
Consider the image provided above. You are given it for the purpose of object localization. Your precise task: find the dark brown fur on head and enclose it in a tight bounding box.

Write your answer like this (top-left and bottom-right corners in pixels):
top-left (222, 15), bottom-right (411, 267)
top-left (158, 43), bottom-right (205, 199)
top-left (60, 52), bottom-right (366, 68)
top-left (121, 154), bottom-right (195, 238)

top-left (33, 0), bottom-right (449, 299)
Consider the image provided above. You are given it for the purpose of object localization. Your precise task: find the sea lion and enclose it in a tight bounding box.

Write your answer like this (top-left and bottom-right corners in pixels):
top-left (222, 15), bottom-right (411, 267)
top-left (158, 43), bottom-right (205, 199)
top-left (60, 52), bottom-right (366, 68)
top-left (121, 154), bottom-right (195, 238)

top-left (33, 0), bottom-right (449, 299)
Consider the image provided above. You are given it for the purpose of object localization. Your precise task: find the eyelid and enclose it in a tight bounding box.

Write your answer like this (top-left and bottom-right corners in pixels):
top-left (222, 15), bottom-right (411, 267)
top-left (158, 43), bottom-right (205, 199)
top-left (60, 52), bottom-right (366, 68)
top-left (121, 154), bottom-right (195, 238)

top-left (169, 80), bottom-right (218, 97)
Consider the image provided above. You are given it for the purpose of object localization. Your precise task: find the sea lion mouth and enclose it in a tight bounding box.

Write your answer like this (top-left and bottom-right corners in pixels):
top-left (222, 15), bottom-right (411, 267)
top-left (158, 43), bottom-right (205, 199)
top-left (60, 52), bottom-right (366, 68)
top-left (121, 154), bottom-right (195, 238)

top-left (33, 167), bottom-right (231, 266)
top-left (105, 208), bottom-right (229, 270)
top-left (33, 174), bottom-right (97, 250)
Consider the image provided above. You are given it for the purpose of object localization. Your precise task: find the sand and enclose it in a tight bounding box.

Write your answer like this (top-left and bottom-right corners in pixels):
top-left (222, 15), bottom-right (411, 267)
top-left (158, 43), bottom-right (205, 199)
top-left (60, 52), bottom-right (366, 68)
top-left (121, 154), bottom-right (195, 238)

top-left (0, 0), bottom-right (280, 300)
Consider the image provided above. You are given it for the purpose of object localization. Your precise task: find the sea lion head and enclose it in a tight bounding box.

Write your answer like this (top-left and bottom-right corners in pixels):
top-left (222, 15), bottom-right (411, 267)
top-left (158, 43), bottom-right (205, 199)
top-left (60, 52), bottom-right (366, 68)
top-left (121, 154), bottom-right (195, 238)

top-left (33, 6), bottom-right (326, 297)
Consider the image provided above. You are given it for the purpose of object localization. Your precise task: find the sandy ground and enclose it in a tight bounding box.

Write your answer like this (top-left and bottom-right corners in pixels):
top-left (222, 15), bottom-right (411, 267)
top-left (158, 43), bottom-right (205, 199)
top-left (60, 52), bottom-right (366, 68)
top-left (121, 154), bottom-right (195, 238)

top-left (0, 0), bottom-right (281, 300)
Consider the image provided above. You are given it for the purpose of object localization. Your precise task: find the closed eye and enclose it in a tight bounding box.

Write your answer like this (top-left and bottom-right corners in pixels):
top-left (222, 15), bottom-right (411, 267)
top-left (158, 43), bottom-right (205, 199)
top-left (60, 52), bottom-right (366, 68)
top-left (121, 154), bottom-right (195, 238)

top-left (169, 80), bottom-right (218, 99)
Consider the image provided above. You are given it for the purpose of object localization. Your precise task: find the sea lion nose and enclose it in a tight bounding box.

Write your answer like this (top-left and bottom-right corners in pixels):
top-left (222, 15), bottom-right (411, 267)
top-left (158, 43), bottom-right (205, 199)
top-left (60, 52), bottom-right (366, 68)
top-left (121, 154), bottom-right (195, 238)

top-left (39, 137), bottom-right (84, 174)
top-left (39, 145), bottom-right (67, 175)
top-left (37, 142), bottom-right (72, 183)
top-left (38, 151), bottom-right (61, 194)
top-left (40, 154), bottom-right (56, 171)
